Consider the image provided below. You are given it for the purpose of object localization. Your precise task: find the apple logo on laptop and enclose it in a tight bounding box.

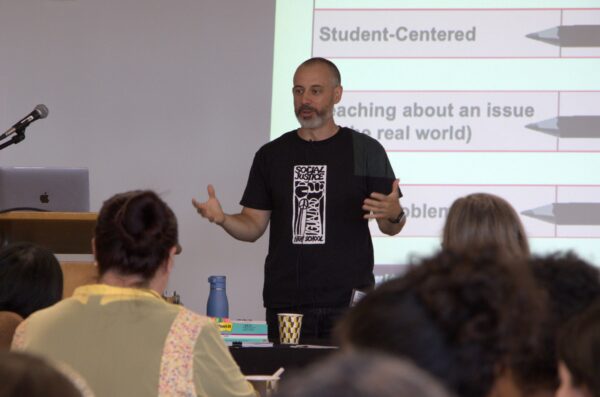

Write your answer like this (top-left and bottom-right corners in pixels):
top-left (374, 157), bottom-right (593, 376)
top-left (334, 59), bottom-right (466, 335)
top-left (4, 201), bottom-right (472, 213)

top-left (40, 192), bottom-right (49, 204)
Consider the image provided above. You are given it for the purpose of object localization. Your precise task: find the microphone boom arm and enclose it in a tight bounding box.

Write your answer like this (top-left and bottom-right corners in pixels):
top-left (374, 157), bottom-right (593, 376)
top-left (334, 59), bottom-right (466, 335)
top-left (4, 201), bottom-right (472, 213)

top-left (0, 129), bottom-right (26, 151)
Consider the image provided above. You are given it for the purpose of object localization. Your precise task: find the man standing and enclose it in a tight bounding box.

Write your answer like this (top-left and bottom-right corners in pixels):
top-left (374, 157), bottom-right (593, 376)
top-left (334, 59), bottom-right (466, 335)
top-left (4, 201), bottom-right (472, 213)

top-left (193, 58), bottom-right (405, 343)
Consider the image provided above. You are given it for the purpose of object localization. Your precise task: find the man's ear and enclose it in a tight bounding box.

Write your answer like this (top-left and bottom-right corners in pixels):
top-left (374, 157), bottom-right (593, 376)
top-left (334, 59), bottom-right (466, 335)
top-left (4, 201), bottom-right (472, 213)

top-left (334, 85), bottom-right (343, 104)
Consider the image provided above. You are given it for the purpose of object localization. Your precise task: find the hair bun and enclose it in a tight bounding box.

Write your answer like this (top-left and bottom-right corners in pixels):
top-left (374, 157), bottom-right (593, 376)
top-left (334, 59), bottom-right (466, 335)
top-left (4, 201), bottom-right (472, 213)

top-left (95, 190), bottom-right (178, 280)
top-left (117, 192), bottom-right (166, 250)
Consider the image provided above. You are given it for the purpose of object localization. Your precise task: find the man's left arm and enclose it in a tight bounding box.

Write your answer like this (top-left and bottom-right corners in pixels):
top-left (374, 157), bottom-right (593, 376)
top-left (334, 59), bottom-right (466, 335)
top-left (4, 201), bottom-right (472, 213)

top-left (363, 179), bottom-right (406, 236)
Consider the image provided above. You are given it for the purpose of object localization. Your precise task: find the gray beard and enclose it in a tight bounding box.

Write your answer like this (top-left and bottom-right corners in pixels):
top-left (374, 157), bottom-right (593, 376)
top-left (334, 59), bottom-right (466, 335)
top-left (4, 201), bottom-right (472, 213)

top-left (295, 108), bottom-right (332, 129)
top-left (296, 114), bottom-right (325, 129)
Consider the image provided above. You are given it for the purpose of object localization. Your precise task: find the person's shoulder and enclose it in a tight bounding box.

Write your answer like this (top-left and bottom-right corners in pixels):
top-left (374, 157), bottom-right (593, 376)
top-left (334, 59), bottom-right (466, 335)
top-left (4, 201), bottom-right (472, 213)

top-left (252, 130), bottom-right (298, 163)
top-left (257, 130), bottom-right (297, 151)
top-left (13, 298), bottom-right (75, 342)
top-left (25, 297), bottom-right (76, 322)
top-left (173, 307), bottom-right (214, 331)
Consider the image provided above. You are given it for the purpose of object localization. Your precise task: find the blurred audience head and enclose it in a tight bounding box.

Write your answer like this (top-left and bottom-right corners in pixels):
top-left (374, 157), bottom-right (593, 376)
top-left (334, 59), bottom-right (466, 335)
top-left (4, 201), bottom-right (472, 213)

top-left (337, 249), bottom-right (544, 397)
top-left (509, 253), bottom-right (600, 396)
top-left (442, 193), bottom-right (529, 259)
top-left (275, 350), bottom-right (452, 397)
top-left (0, 242), bottom-right (63, 318)
top-left (94, 190), bottom-right (179, 283)
top-left (556, 299), bottom-right (600, 397)
top-left (0, 311), bottom-right (23, 350)
top-left (0, 351), bottom-right (83, 397)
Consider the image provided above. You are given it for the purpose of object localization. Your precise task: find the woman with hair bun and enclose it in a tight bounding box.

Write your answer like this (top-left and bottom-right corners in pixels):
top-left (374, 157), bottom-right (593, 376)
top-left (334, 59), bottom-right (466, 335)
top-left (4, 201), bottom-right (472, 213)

top-left (12, 190), bottom-right (255, 397)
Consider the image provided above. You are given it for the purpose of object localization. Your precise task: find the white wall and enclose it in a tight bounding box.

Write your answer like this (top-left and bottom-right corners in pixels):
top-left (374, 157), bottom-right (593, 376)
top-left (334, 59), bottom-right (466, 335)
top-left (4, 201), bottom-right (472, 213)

top-left (0, 0), bottom-right (275, 319)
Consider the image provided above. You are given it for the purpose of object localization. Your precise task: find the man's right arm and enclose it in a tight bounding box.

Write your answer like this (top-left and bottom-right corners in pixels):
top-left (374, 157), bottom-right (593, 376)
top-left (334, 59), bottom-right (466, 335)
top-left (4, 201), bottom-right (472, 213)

top-left (219, 207), bottom-right (270, 242)
top-left (192, 185), bottom-right (270, 243)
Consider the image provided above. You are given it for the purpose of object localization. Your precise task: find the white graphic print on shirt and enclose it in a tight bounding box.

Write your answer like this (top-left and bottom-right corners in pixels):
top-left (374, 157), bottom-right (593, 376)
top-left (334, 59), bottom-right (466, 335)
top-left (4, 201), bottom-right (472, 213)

top-left (293, 165), bottom-right (326, 244)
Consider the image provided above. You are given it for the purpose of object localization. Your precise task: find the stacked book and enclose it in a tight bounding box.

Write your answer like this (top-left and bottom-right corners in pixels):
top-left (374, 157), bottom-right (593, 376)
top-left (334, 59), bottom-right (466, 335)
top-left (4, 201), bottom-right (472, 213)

top-left (214, 319), bottom-right (269, 345)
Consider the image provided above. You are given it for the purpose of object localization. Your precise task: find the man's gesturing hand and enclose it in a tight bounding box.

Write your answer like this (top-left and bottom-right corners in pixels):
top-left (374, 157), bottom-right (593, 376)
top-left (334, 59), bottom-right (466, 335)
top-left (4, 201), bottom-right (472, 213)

top-left (192, 185), bottom-right (226, 225)
top-left (362, 179), bottom-right (402, 220)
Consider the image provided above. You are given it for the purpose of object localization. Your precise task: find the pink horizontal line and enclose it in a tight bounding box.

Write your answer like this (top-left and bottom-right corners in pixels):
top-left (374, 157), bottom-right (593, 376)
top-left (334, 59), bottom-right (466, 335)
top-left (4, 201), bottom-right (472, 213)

top-left (526, 236), bottom-right (600, 239)
top-left (374, 233), bottom-right (430, 237)
top-left (345, 90), bottom-right (600, 93)
top-left (315, 8), bottom-right (600, 11)
top-left (386, 150), bottom-right (600, 153)
top-left (322, 56), bottom-right (600, 60)
top-left (397, 184), bottom-right (600, 187)
top-left (373, 235), bottom-right (600, 239)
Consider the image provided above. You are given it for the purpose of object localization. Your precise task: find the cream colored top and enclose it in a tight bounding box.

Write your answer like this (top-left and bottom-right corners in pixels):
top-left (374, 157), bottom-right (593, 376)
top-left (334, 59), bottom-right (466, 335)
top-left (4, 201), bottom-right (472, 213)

top-left (12, 284), bottom-right (255, 397)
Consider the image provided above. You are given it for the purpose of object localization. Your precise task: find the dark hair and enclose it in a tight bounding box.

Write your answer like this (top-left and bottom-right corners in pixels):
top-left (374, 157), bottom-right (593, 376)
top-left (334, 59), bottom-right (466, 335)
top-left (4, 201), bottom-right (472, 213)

top-left (298, 57), bottom-right (341, 86)
top-left (511, 253), bottom-right (600, 393)
top-left (557, 299), bottom-right (600, 397)
top-left (94, 190), bottom-right (178, 280)
top-left (276, 351), bottom-right (452, 397)
top-left (337, 249), bottom-right (544, 397)
top-left (0, 351), bottom-right (82, 397)
top-left (442, 193), bottom-right (529, 259)
top-left (0, 243), bottom-right (63, 318)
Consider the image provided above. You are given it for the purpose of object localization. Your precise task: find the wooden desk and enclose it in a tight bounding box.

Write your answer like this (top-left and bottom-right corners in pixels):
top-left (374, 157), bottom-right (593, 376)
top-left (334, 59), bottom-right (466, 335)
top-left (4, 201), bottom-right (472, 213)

top-left (0, 211), bottom-right (97, 254)
top-left (0, 211), bottom-right (99, 297)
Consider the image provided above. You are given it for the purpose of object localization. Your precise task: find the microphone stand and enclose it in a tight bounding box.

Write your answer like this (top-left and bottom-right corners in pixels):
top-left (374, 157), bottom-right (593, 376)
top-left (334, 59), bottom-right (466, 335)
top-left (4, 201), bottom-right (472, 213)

top-left (0, 128), bottom-right (26, 151)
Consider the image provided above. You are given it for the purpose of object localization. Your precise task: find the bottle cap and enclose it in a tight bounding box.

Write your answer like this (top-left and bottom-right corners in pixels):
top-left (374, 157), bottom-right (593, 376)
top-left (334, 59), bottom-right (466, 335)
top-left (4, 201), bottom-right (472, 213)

top-left (208, 275), bottom-right (226, 288)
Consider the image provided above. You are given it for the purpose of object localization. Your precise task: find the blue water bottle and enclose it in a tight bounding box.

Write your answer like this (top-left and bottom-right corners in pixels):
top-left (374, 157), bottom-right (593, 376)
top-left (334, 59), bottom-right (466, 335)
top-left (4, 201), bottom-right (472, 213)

top-left (207, 275), bottom-right (229, 318)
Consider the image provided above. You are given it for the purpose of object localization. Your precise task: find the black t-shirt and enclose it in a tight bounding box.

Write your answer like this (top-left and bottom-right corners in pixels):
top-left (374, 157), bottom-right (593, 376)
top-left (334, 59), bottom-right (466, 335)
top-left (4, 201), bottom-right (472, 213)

top-left (241, 127), bottom-right (399, 308)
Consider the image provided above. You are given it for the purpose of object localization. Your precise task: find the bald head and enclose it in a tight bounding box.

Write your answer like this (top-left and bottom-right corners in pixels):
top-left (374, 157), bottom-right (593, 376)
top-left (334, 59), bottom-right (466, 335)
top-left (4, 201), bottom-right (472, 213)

top-left (296, 57), bottom-right (341, 87)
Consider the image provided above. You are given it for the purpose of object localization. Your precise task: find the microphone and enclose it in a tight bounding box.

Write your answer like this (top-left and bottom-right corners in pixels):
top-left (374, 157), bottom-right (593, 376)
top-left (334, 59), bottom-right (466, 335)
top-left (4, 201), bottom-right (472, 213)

top-left (1, 104), bottom-right (49, 141)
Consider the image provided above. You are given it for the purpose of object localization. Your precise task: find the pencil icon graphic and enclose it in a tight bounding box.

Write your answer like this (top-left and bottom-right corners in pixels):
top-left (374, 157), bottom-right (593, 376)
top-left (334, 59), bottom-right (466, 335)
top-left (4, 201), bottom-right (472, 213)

top-left (525, 116), bottom-right (600, 138)
top-left (521, 203), bottom-right (600, 225)
top-left (526, 25), bottom-right (600, 47)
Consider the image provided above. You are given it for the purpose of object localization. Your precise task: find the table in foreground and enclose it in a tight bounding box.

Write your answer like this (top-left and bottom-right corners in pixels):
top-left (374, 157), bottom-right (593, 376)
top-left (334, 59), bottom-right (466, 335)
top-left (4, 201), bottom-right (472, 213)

top-left (229, 344), bottom-right (337, 376)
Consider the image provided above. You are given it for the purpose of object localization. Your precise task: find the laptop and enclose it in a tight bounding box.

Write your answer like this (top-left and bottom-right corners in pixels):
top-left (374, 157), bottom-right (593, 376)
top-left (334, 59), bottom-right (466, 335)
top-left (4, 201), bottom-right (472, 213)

top-left (0, 166), bottom-right (90, 213)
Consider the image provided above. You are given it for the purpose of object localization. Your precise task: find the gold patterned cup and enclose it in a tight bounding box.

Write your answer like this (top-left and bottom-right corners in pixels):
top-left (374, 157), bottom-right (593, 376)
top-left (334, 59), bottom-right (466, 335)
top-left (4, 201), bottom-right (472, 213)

top-left (277, 313), bottom-right (303, 344)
